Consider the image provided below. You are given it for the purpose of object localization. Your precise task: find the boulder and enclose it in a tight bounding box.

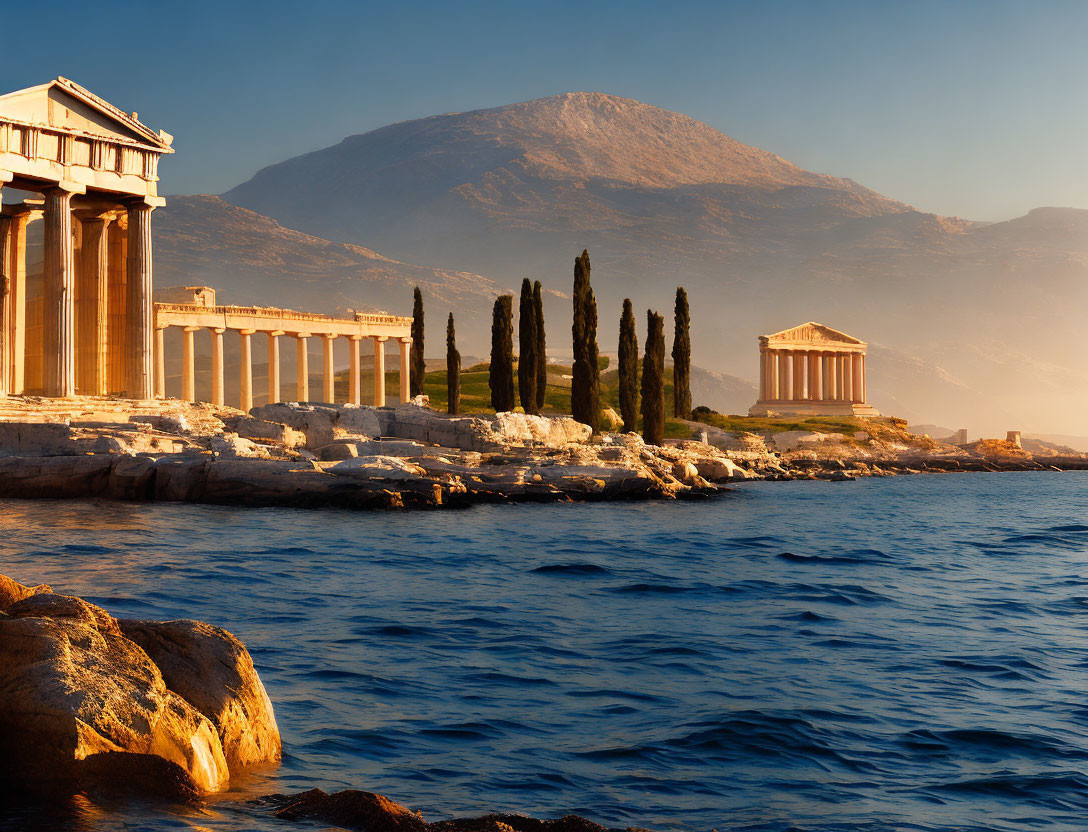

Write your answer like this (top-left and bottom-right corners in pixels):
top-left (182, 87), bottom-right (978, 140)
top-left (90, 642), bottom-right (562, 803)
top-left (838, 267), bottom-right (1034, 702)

top-left (119, 619), bottom-right (281, 770)
top-left (327, 456), bottom-right (429, 481)
top-left (0, 576), bottom-right (280, 800)
top-left (0, 593), bottom-right (229, 797)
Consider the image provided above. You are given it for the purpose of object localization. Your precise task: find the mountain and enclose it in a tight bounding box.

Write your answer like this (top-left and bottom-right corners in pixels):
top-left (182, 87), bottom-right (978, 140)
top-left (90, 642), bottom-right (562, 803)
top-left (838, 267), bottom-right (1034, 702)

top-left (154, 195), bottom-right (500, 327)
top-left (160, 92), bottom-right (1088, 434)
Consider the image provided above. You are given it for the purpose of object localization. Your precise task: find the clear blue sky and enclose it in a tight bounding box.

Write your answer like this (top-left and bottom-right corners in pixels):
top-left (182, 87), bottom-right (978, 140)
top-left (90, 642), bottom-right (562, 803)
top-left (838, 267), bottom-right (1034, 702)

top-left (3, 0), bottom-right (1086, 220)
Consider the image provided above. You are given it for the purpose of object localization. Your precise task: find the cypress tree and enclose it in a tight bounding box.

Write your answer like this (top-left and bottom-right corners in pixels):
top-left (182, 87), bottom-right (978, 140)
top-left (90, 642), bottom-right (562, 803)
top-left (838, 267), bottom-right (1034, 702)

top-left (533, 280), bottom-right (547, 411)
top-left (489, 295), bottom-right (515, 412)
top-left (446, 313), bottom-right (460, 415)
top-left (672, 286), bottom-right (692, 419)
top-left (641, 310), bottom-right (665, 446)
top-left (571, 249), bottom-right (600, 430)
top-left (618, 299), bottom-right (639, 433)
top-left (410, 287), bottom-right (425, 397)
top-left (518, 278), bottom-right (539, 414)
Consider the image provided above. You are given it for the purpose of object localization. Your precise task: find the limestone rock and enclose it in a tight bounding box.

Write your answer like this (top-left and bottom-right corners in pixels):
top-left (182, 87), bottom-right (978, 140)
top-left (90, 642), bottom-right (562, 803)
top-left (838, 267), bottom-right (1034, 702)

top-left (273, 788), bottom-right (427, 832)
top-left (0, 573), bottom-right (52, 609)
top-left (119, 619), bottom-right (281, 770)
top-left (0, 576), bottom-right (281, 800)
top-left (0, 593), bottom-right (230, 797)
top-left (328, 456), bottom-right (429, 481)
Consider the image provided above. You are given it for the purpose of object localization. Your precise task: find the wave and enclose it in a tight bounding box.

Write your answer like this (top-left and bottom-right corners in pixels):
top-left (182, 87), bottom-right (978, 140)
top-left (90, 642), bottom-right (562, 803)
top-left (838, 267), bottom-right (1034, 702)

top-left (531, 563), bottom-right (612, 575)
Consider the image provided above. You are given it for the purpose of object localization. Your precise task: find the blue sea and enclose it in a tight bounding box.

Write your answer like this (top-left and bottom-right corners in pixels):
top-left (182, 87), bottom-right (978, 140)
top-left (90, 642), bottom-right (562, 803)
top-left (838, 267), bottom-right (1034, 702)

top-left (2, 472), bottom-right (1088, 831)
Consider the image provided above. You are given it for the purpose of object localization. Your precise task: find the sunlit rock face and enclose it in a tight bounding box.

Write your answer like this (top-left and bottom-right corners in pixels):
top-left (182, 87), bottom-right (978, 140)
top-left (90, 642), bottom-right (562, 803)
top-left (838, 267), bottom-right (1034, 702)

top-left (0, 575), bottom-right (279, 799)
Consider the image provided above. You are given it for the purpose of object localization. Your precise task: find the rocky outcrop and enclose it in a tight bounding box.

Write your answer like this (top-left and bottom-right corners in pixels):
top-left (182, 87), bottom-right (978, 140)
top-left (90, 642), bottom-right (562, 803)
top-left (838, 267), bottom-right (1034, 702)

top-left (268, 788), bottom-right (650, 832)
top-left (0, 575), bottom-right (279, 799)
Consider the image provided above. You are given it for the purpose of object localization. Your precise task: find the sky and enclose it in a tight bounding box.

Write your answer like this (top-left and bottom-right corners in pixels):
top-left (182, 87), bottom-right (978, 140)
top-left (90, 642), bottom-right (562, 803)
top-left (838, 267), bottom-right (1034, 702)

top-left (3, 0), bottom-right (1087, 221)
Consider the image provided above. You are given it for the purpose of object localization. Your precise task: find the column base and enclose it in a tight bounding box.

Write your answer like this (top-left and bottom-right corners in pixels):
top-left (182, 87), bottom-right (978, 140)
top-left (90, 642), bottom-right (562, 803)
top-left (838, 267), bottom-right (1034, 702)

top-left (748, 400), bottom-right (881, 418)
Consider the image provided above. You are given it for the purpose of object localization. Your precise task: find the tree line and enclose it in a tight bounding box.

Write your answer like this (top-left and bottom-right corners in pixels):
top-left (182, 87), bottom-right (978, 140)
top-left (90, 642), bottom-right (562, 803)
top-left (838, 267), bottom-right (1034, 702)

top-left (409, 249), bottom-right (691, 445)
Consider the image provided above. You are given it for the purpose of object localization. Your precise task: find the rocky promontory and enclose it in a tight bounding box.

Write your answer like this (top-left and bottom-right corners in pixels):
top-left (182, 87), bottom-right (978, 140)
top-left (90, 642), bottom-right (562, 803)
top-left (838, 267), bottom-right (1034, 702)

top-left (0, 396), bottom-right (1081, 510)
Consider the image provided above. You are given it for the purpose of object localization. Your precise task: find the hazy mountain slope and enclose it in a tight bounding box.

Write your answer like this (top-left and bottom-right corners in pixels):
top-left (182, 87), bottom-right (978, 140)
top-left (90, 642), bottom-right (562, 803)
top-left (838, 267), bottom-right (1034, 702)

top-left (154, 195), bottom-right (501, 328)
top-left (203, 92), bottom-right (1088, 433)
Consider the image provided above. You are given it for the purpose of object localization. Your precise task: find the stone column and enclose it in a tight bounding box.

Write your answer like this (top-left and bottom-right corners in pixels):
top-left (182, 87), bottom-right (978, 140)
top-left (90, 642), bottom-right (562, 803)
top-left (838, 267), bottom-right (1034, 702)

top-left (266, 331), bottom-right (282, 405)
top-left (181, 326), bottom-right (198, 401)
top-left (209, 327), bottom-right (225, 406)
top-left (76, 215), bottom-right (110, 395)
top-left (399, 337), bottom-right (411, 403)
top-left (106, 217), bottom-right (127, 395)
top-left (154, 326), bottom-right (166, 398)
top-left (0, 214), bottom-right (11, 396)
top-left (43, 187), bottom-right (78, 397)
top-left (793, 350), bottom-right (806, 401)
top-left (842, 354), bottom-right (853, 402)
top-left (827, 353), bottom-right (839, 401)
top-left (295, 334), bottom-right (309, 402)
top-left (126, 201), bottom-right (155, 399)
top-left (348, 335), bottom-right (362, 405)
top-left (776, 350), bottom-right (789, 401)
top-left (322, 334), bottom-right (336, 403)
top-left (758, 351), bottom-right (766, 401)
top-left (807, 352), bottom-right (821, 400)
top-left (239, 329), bottom-right (254, 413)
top-left (859, 353), bottom-right (866, 403)
top-left (372, 335), bottom-right (387, 406)
top-left (6, 211), bottom-right (28, 394)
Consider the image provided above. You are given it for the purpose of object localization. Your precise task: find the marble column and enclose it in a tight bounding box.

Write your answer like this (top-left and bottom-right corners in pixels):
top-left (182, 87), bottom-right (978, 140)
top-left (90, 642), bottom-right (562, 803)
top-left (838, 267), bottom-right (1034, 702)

top-left (209, 327), bottom-right (225, 406)
top-left (126, 202), bottom-right (154, 399)
top-left (761, 348), bottom-right (770, 400)
top-left (0, 214), bottom-right (10, 396)
top-left (348, 335), bottom-right (361, 405)
top-left (264, 328), bottom-right (280, 404)
top-left (793, 350), bottom-right (806, 400)
top-left (106, 218), bottom-right (127, 395)
top-left (154, 327), bottom-right (166, 398)
top-left (399, 337), bottom-right (411, 403)
top-left (77, 216), bottom-right (110, 395)
top-left (43, 188), bottom-right (76, 397)
top-left (322, 334), bottom-right (335, 403)
top-left (859, 354), bottom-right (866, 403)
top-left (807, 352), bottom-right (821, 401)
top-left (842, 354), bottom-right (853, 402)
top-left (776, 350), bottom-right (789, 401)
top-left (239, 329), bottom-right (254, 413)
top-left (295, 334), bottom-right (309, 402)
top-left (372, 335), bottom-right (387, 406)
top-left (181, 326), bottom-right (198, 401)
top-left (6, 211), bottom-right (28, 395)
top-left (828, 353), bottom-right (839, 401)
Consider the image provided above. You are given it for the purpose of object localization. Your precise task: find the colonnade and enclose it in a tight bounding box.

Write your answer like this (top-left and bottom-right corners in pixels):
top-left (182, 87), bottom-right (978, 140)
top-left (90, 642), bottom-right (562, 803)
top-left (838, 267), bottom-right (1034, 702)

top-left (0, 187), bottom-right (158, 399)
top-left (759, 348), bottom-right (866, 403)
top-left (154, 298), bottom-right (414, 412)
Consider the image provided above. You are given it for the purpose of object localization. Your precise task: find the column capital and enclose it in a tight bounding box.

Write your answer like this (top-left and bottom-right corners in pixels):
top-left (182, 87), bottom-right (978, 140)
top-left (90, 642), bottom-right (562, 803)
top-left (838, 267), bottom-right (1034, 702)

top-left (399, 336), bottom-right (412, 344)
top-left (208, 327), bottom-right (226, 334)
top-left (238, 329), bottom-right (257, 336)
top-left (322, 332), bottom-right (337, 341)
top-left (123, 195), bottom-right (166, 209)
top-left (266, 330), bottom-right (285, 337)
top-left (182, 325), bottom-right (202, 333)
top-left (43, 181), bottom-right (85, 196)
top-left (373, 335), bottom-right (389, 342)
top-left (292, 332), bottom-right (310, 340)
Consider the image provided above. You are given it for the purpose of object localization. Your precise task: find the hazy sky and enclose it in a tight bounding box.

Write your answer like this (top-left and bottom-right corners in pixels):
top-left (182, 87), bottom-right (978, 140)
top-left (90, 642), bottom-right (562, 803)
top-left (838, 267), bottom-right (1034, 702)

top-left (4, 0), bottom-right (1086, 220)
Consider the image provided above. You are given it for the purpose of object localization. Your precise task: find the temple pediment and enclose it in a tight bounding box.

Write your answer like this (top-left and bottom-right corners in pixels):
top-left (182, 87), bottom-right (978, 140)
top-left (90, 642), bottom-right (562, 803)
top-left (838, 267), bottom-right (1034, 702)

top-left (762, 321), bottom-right (865, 348)
top-left (0, 78), bottom-right (172, 151)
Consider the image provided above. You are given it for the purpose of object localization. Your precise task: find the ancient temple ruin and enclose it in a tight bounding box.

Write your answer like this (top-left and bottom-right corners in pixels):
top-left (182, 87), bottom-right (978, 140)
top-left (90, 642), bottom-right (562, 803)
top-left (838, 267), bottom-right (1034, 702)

top-left (0, 77), bottom-right (171, 399)
top-left (0, 79), bottom-right (412, 409)
top-left (748, 322), bottom-right (879, 417)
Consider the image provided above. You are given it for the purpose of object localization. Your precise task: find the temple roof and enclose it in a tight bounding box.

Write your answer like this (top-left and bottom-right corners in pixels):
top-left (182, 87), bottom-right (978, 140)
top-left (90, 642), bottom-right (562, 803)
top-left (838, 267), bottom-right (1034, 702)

top-left (761, 321), bottom-right (866, 348)
top-left (0, 77), bottom-right (173, 152)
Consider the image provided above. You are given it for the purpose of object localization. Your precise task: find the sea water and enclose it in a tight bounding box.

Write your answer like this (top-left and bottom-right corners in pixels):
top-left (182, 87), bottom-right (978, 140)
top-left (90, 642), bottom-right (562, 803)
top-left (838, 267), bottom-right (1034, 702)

top-left (2, 471), bottom-right (1088, 832)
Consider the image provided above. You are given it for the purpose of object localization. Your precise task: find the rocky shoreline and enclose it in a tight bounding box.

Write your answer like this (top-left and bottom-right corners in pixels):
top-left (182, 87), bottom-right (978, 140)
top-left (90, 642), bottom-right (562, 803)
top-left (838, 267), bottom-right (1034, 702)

top-left (0, 397), bottom-right (1081, 510)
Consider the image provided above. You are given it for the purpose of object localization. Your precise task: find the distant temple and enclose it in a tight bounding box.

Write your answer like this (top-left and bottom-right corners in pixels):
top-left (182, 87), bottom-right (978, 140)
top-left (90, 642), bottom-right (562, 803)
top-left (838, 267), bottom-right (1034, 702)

top-left (748, 322), bottom-right (879, 417)
top-left (0, 79), bottom-right (411, 409)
